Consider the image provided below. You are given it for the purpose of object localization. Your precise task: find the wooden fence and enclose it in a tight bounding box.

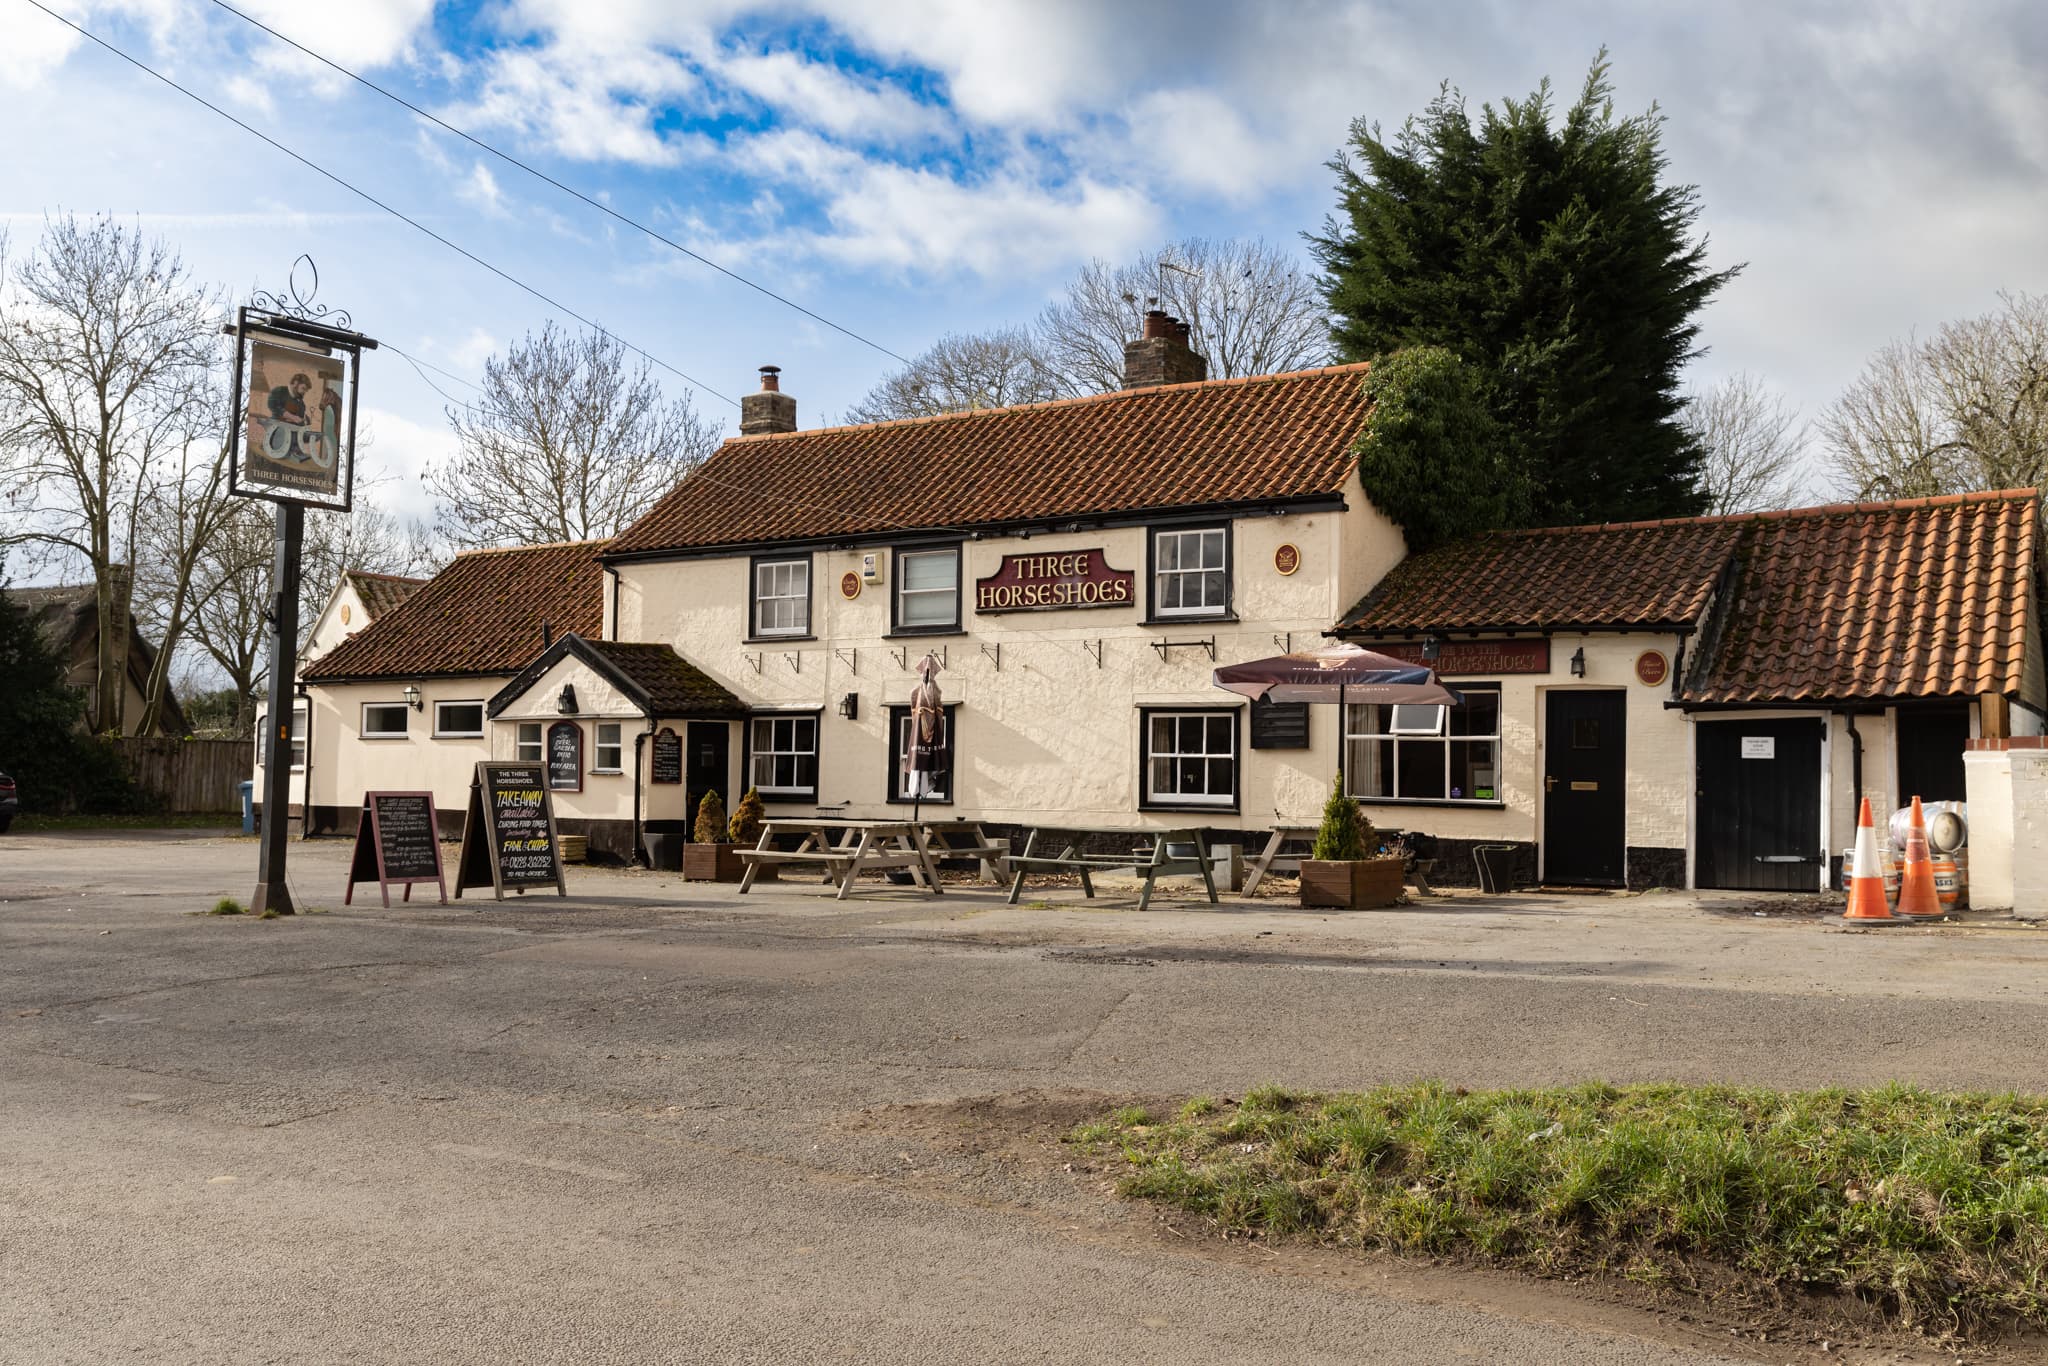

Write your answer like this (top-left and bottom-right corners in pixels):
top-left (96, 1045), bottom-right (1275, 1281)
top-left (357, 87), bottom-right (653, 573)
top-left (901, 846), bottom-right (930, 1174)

top-left (110, 737), bottom-right (253, 813)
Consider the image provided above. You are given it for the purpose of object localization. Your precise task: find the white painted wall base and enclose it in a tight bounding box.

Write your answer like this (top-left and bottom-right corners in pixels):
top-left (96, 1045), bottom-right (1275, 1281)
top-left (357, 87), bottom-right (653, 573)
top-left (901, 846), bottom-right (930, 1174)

top-left (2007, 750), bottom-right (2048, 920)
top-left (1964, 749), bottom-right (2014, 911)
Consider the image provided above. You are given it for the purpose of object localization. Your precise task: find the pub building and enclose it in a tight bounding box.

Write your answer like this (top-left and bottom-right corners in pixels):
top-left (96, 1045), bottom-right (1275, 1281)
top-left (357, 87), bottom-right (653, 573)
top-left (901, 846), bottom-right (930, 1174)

top-left (262, 319), bottom-right (2044, 891)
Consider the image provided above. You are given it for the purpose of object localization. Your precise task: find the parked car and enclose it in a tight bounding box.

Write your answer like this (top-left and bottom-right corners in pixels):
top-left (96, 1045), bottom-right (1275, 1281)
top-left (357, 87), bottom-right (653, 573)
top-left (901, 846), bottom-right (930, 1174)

top-left (0, 770), bottom-right (16, 833)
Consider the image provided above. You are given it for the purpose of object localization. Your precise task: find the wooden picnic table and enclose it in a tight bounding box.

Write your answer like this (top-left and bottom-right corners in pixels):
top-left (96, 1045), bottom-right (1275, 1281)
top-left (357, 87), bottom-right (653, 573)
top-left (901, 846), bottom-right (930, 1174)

top-left (737, 818), bottom-right (943, 900)
top-left (1004, 826), bottom-right (1219, 911)
top-left (918, 819), bottom-right (1008, 883)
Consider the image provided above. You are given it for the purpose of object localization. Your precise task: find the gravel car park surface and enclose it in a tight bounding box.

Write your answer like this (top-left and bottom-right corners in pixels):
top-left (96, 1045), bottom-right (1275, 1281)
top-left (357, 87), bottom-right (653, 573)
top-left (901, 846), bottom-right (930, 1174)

top-left (5, 829), bottom-right (2044, 1364)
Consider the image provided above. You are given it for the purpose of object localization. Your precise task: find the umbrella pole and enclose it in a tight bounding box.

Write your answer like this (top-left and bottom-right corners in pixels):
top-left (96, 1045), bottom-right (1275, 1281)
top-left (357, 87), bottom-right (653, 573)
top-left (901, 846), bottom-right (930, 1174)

top-left (1337, 682), bottom-right (1346, 794)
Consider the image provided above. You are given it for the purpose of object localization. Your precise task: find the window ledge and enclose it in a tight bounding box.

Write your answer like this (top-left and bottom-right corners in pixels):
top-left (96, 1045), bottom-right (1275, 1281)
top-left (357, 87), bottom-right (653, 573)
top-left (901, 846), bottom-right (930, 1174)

top-left (885, 627), bottom-right (967, 639)
top-left (1143, 613), bottom-right (1239, 628)
top-left (745, 633), bottom-right (816, 645)
top-left (360, 734), bottom-right (410, 741)
top-left (433, 733), bottom-right (484, 741)
top-left (1139, 800), bottom-right (1241, 814)
top-left (1352, 798), bottom-right (1509, 810)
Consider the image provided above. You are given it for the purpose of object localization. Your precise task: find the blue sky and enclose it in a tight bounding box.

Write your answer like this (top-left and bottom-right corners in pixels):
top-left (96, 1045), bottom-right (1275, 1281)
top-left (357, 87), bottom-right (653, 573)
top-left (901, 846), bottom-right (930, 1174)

top-left (6, 0), bottom-right (2048, 531)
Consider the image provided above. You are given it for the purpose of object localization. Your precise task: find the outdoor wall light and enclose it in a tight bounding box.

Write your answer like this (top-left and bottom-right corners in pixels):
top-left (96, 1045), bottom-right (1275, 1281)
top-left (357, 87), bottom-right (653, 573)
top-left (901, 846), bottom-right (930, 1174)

top-left (557, 684), bottom-right (578, 715)
top-left (1422, 635), bottom-right (1442, 663)
top-left (838, 692), bottom-right (859, 720)
top-left (402, 685), bottom-right (422, 711)
top-left (1569, 647), bottom-right (1587, 678)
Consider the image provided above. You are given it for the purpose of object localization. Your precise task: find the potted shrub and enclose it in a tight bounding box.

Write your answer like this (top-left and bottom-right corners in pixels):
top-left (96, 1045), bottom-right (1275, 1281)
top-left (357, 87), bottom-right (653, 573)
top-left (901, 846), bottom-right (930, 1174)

top-left (1299, 777), bottom-right (1405, 909)
top-left (683, 790), bottom-right (743, 881)
top-left (728, 786), bottom-right (773, 882)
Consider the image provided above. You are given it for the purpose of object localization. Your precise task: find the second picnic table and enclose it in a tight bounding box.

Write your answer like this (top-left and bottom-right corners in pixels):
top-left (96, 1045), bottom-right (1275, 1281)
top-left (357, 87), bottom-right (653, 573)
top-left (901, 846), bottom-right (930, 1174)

top-left (1004, 825), bottom-right (1219, 911)
top-left (736, 818), bottom-right (943, 899)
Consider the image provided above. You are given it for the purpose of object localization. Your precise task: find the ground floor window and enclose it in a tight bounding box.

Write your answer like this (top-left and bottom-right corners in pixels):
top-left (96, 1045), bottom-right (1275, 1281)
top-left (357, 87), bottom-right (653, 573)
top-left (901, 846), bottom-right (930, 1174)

top-left (259, 702), bottom-right (309, 769)
top-left (1346, 685), bottom-right (1501, 803)
top-left (516, 722), bottom-right (542, 762)
top-left (888, 704), bottom-right (955, 803)
top-left (1141, 708), bottom-right (1238, 809)
top-left (362, 702), bottom-right (410, 739)
top-left (434, 700), bottom-right (484, 738)
top-left (594, 722), bottom-right (624, 772)
top-left (749, 714), bottom-right (819, 798)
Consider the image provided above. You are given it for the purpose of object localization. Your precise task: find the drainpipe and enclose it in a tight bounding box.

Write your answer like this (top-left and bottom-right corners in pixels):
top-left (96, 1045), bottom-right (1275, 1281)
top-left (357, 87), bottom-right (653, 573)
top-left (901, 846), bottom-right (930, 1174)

top-left (1843, 709), bottom-right (1864, 806)
top-left (604, 564), bottom-right (621, 643)
top-left (631, 717), bottom-right (653, 867)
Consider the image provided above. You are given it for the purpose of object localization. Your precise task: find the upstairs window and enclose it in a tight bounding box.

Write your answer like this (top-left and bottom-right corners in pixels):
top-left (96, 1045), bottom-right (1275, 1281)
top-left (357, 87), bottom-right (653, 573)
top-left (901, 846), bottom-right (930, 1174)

top-left (752, 556), bottom-right (811, 637)
top-left (894, 546), bottom-right (961, 633)
top-left (434, 700), bottom-right (484, 738)
top-left (1150, 526), bottom-right (1229, 618)
top-left (362, 702), bottom-right (410, 739)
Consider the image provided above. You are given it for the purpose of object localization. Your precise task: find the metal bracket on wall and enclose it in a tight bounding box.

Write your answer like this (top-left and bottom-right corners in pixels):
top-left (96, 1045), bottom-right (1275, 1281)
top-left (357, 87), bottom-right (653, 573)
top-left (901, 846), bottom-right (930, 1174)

top-left (743, 651), bottom-right (762, 673)
top-left (834, 648), bottom-right (858, 674)
top-left (1152, 637), bottom-right (1217, 662)
top-left (980, 641), bottom-right (1001, 671)
top-left (1273, 632), bottom-right (1293, 652)
top-left (1083, 639), bottom-right (1103, 668)
top-left (784, 651), bottom-right (802, 674)
top-left (894, 644), bottom-right (947, 671)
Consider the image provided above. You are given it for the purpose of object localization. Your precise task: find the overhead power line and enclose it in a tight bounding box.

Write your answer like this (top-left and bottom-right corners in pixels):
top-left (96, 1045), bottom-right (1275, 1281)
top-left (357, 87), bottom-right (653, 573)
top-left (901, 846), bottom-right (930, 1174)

top-left (205, 0), bottom-right (912, 366)
top-left (20, 0), bottom-right (739, 408)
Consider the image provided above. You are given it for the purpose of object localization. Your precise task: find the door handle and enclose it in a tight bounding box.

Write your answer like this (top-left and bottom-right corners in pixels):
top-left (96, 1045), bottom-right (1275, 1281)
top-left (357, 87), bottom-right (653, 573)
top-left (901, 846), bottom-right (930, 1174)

top-left (1544, 775), bottom-right (1557, 793)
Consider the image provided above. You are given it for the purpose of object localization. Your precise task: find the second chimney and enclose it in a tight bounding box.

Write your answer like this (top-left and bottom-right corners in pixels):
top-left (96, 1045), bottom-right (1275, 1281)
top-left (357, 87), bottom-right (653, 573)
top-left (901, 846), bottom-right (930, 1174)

top-left (1122, 311), bottom-right (1207, 389)
top-left (740, 365), bottom-right (798, 434)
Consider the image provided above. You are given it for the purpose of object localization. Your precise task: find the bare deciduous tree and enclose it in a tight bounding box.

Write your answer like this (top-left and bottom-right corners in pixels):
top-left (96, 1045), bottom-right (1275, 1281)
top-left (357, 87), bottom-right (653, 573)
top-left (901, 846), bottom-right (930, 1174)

top-left (1682, 373), bottom-right (1810, 514)
top-left (1822, 292), bottom-right (2048, 500)
top-left (1036, 236), bottom-right (1331, 394)
top-left (0, 215), bottom-right (224, 733)
top-left (426, 322), bottom-right (718, 549)
top-left (844, 327), bottom-right (1061, 423)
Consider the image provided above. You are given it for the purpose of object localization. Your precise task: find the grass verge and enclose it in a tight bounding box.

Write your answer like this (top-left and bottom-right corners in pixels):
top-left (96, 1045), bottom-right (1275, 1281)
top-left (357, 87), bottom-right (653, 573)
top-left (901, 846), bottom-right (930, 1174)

top-left (1069, 1082), bottom-right (2048, 1340)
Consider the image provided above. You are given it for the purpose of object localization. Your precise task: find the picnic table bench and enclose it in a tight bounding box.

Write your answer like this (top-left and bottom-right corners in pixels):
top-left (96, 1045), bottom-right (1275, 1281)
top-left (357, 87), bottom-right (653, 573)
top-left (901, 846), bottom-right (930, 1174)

top-left (919, 819), bottom-right (1007, 883)
top-left (737, 818), bottom-right (943, 899)
top-left (1004, 826), bottom-right (1219, 912)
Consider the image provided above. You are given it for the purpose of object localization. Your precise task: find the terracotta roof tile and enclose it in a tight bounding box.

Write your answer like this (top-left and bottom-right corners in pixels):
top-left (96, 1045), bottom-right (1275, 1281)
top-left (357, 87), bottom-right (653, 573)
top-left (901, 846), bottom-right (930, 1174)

top-left (344, 569), bottom-right (426, 621)
top-left (605, 365), bottom-right (1374, 556)
top-left (304, 541), bottom-right (606, 681)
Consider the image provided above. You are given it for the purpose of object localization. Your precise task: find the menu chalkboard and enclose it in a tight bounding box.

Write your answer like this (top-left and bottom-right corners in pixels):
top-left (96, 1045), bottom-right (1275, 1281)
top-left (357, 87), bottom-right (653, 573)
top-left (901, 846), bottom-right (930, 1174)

top-left (343, 790), bottom-right (448, 906)
top-left (547, 721), bottom-right (582, 792)
top-left (454, 762), bottom-right (567, 900)
top-left (651, 727), bottom-right (682, 785)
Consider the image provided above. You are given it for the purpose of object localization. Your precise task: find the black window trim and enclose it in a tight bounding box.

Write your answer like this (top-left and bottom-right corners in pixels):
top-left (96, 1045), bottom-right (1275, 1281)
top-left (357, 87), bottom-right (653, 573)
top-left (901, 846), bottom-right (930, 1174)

top-left (1137, 704), bottom-right (1242, 814)
top-left (1143, 521), bottom-right (1237, 625)
top-left (885, 702), bottom-right (959, 806)
top-left (888, 541), bottom-right (965, 637)
top-left (741, 708), bottom-right (823, 803)
top-left (747, 551), bottom-right (815, 643)
top-left (1343, 679), bottom-right (1507, 808)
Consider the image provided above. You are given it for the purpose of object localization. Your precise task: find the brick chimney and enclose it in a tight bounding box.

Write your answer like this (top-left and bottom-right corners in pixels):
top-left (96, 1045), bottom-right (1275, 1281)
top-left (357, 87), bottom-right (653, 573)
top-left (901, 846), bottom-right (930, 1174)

top-left (740, 365), bottom-right (797, 435)
top-left (1121, 310), bottom-right (1207, 389)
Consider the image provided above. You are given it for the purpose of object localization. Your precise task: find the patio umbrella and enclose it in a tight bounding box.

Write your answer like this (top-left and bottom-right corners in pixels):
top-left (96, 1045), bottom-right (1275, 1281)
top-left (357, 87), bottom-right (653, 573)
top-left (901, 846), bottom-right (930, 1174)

top-left (906, 650), bottom-right (948, 821)
top-left (1213, 640), bottom-right (1460, 787)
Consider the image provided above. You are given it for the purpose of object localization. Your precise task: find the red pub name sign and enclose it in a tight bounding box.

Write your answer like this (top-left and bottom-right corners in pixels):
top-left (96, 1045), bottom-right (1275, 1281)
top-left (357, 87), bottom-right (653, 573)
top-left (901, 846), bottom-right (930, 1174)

top-left (975, 549), bottom-right (1134, 613)
top-left (1369, 638), bottom-right (1551, 676)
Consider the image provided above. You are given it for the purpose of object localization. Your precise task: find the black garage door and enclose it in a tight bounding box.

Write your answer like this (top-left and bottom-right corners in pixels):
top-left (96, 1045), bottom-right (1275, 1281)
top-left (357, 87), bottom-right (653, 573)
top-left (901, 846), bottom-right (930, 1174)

top-left (1695, 718), bottom-right (1824, 891)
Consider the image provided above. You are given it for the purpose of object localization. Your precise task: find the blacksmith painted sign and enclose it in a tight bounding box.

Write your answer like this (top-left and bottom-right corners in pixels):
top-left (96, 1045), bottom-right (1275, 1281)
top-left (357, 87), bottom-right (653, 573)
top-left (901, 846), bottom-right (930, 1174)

top-left (974, 549), bottom-right (1134, 614)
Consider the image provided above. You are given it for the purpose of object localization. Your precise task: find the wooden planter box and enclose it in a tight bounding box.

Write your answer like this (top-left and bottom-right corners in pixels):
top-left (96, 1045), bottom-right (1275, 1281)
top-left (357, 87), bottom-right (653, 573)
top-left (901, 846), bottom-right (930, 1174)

top-left (1300, 856), bottom-right (1406, 909)
top-left (684, 843), bottom-right (744, 882)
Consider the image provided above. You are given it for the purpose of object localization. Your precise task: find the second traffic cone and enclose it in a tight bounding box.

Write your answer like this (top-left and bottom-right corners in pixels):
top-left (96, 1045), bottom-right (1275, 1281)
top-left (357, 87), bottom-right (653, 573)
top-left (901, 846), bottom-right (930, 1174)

top-left (1894, 795), bottom-right (1944, 920)
top-left (1842, 797), bottom-right (1895, 924)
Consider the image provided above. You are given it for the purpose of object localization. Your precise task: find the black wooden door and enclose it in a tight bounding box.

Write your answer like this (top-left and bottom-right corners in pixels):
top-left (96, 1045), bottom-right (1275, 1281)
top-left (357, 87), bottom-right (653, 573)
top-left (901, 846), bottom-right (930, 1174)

top-left (1543, 691), bottom-right (1627, 886)
top-left (1695, 718), bottom-right (1823, 890)
top-left (685, 722), bottom-right (732, 829)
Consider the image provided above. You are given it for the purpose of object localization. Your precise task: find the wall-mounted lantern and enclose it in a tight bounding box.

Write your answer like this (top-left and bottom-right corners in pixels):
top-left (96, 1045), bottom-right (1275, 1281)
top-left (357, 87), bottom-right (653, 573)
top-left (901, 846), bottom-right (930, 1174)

top-left (837, 692), bottom-right (859, 721)
top-left (557, 684), bottom-right (578, 715)
top-left (402, 684), bottom-right (422, 711)
top-left (1569, 647), bottom-right (1586, 678)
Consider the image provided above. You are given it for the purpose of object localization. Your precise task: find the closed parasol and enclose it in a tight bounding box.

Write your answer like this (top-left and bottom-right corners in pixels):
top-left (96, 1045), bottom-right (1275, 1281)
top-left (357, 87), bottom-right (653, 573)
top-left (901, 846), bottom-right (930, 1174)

top-left (1213, 640), bottom-right (1459, 787)
top-left (905, 651), bottom-right (948, 818)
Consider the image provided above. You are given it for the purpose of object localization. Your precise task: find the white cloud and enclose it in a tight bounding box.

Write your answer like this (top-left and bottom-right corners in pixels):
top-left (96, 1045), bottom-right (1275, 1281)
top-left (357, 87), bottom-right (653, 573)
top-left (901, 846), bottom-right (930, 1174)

top-left (0, 2), bottom-right (84, 89)
top-left (444, 45), bottom-right (702, 166)
top-left (354, 404), bottom-right (455, 525)
top-left (456, 161), bottom-right (506, 217)
top-left (448, 327), bottom-right (497, 372)
top-left (717, 47), bottom-right (942, 144)
top-left (229, 0), bottom-right (436, 72)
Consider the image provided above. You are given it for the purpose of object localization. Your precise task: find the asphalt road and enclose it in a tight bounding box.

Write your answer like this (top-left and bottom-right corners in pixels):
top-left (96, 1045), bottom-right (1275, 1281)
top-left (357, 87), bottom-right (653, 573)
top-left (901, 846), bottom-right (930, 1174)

top-left (5, 830), bottom-right (2043, 1364)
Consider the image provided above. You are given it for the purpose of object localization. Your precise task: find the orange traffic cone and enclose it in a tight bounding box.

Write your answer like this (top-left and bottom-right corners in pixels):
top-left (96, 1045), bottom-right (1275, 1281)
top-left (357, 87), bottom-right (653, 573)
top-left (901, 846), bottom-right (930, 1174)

top-left (1842, 797), bottom-right (1895, 924)
top-left (1894, 796), bottom-right (1944, 920)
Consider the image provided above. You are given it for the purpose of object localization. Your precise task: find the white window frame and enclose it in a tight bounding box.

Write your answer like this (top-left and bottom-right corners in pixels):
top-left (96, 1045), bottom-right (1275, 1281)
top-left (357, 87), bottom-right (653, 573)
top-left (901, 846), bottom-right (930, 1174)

top-left (894, 545), bottom-right (960, 633)
top-left (1142, 709), bottom-right (1238, 809)
top-left (1151, 526), bottom-right (1229, 619)
top-left (1388, 704), bottom-right (1446, 736)
top-left (361, 702), bottom-right (410, 739)
top-left (594, 722), bottom-right (624, 773)
top-left (516, 721), bottom-right (543, 763)
top-left (751, 556), bottom-right (811, 638)
top-left (433, 699), bottom-right (485, 739)
top-left (1345, 686), bottom-right (1503, 805)
top-left (749, 714), bottom-right (819, 798)
top-left (260, 703), bottom-right (310, 770)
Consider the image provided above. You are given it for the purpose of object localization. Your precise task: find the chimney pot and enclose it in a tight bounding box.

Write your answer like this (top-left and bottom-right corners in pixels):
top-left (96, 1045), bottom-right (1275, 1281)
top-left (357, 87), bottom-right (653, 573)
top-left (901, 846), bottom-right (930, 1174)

top-left (758, 365), bottom-right (781, 393)
top-left (1142, 309), bottom-right (1172, 340)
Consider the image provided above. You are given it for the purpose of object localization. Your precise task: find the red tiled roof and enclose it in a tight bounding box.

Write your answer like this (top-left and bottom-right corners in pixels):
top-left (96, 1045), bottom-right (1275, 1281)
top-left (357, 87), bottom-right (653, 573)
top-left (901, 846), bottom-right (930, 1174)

top-left (1341, 490), bottom-right (2042, 706)
top-left (1339, 520), bottom-right (1743, 633)
top-left (584, 639), bottom-right (747, 717)
top-left (344, 569), bottom-right (426, 621)
top-left (303, 541), bottom-right (607, 681)
top-left (605, 365), bottom-right (1374, 556)
top-left (1688, 490), bottom-right (2040, 705)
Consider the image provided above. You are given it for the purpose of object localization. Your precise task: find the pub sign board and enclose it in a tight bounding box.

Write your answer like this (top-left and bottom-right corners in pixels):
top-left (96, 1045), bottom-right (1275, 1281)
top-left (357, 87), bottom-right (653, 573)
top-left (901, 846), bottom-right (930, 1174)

top-left (1369, 639), bottom-right (1552, 676)
top-left (650, 726), bottom-right (682, 784)
top-left (343, 790), bottom-right (447, 906)
top-left (454, 762), bottom-right (567, 900)
top-left (974, 549), bottom-right (1134, 614)
top-left (547, 720), bottom-right (583, 791)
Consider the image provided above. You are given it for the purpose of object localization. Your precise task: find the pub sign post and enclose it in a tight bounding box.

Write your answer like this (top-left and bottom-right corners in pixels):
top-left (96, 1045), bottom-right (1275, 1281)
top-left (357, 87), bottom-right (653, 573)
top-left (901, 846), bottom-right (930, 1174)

top-left (233, 257), bottom-right (378, 916)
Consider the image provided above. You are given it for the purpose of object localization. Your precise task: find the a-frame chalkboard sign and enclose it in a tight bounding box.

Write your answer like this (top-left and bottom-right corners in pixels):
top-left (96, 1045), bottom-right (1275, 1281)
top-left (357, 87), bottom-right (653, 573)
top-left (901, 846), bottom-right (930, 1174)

top-left (453, 761), bottom-right (568, 900)
top-left (344, 790), bottom-right (449, 906)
